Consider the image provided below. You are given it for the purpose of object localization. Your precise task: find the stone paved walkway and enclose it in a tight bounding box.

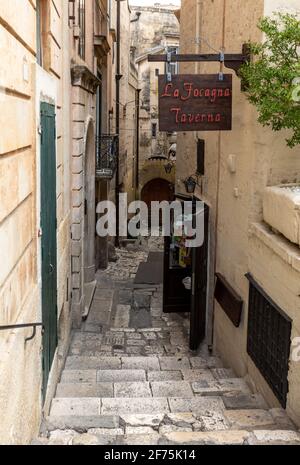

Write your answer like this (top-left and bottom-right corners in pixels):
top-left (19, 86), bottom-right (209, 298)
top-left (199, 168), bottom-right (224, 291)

top-left (35, 238), bottom-right (300, 445)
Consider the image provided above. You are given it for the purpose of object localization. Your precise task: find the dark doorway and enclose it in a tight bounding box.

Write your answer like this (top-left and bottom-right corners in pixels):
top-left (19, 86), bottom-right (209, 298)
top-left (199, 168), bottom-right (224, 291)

top-left (190, 204), bottom-right (209, 350)
top-left (141, 178), bottom-right (174, 207)
top-left (163, 198), bottom-right (209, 351)
top-left (40, 102), bottom-right (58, 399)
top-left (141, 178), bottom-right (174, 226)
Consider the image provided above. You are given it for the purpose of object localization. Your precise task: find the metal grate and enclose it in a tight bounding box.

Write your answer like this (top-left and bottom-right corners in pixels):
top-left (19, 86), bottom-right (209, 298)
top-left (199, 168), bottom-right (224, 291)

top-left (96, 134), bottom-right (118, 179)
top-left (246, 274), bottom-right (292, 408)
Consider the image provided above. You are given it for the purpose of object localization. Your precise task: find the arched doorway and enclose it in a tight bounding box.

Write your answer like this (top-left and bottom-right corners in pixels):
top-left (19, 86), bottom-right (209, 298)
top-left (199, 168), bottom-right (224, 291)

top-left (84, 121), bottom-right (96, 284)
top-left (141, 178), bottom-right (174, 226)
top-left (141, 178), bottom-right (174, 208)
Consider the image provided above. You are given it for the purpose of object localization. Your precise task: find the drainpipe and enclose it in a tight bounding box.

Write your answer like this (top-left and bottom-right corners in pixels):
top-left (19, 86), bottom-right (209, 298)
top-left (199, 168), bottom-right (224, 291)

top-left (135, 89), bottom-right (141, 199)
top-left (208, 0), bottom-right (227, 352)
top-left (115, 0), bottom-right (125, 247)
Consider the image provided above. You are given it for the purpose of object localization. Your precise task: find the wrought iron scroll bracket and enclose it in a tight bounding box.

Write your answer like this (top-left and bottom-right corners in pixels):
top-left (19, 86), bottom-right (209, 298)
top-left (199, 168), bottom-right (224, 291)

top-left (0, 323), bottom-right (44, 343)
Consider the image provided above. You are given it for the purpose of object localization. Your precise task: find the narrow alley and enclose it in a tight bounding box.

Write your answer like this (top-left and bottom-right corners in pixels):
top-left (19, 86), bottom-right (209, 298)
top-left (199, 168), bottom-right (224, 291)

top-left (1, 0), bottom-right (300, 449)
top-left (34, 238), bottom-right (299, 445)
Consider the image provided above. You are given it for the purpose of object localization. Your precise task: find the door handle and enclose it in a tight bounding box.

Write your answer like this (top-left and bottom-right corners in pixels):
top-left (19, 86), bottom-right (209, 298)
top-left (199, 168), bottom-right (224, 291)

top-left (49, 264), bottom-right (54, 274)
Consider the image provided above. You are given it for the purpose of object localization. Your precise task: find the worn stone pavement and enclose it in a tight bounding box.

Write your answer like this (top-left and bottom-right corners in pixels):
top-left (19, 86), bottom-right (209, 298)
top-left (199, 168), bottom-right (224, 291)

top-left (34, 237), bottom-right (300, 445)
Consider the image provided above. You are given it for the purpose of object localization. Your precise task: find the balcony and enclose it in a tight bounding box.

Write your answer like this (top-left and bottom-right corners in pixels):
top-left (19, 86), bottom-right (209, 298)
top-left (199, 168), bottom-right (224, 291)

top-left (96, 135), bottom-right (118, 180)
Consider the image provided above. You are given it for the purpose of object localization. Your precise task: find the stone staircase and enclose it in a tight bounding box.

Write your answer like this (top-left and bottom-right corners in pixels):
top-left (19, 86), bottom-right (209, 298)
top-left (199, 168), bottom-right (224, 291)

top-left (36, 338), bottom-right (300, 445)
top-left (34, 244), bottom-right (300, 445)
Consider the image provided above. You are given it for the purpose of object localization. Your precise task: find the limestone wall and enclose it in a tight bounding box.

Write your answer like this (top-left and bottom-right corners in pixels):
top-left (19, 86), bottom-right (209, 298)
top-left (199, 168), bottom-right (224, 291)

top-left (177, 0), bottom-right (300, 426)
top-left (131, 5), bottom-right (179, 193)
top-left (119, 1), bottom-right (138, 204)
top-left (131, 5), bottom-right (180, 57)
top-left (0, 0), bottom-right (72, 444)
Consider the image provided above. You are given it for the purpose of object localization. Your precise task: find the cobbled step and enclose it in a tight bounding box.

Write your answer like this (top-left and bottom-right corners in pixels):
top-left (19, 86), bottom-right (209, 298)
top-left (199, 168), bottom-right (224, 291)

top-left (192, 378), bottom-right (251, 396)
top-left (32, 428), bottom-right (300, 446)
top-left (34, 244), bottom-right (299, 446)
top-left (49, 396), bottom-right (226, 417)
top-left (64, 355), bottom-right (224, 370)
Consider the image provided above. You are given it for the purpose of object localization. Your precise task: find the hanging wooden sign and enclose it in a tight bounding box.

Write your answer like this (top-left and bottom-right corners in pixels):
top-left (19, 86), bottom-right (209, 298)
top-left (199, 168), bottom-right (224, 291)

top-left (158, 74), bottom-right (232, 132)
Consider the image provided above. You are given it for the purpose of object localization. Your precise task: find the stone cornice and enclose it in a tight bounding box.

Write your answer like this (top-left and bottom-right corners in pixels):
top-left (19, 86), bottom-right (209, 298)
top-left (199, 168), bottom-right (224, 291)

top-left (71, 65), bottom-right (101, 94)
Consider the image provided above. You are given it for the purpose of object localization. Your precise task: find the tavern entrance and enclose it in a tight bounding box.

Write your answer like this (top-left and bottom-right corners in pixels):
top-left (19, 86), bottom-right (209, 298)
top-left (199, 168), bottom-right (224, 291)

top-left (163, 198), bottom-right (209, 351)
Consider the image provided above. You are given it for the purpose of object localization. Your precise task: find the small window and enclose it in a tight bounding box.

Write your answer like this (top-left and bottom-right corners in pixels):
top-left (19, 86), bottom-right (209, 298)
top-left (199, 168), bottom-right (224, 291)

top-left (152, 123), bottom-right (157, 138)
top-left (78, 0), bottom-right (86, 60)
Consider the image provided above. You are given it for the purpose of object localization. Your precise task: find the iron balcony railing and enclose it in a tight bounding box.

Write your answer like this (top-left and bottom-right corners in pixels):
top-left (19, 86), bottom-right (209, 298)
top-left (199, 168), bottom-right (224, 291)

top-left (96, 134), bottom-right (118, 179)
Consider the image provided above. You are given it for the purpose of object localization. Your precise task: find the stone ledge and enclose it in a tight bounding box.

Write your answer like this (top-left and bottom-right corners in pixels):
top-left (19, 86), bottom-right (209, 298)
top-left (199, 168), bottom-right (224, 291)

top-left (71, 65), bottom-right (101, 94)
top-left (249, 222), bottom-right (300, 274)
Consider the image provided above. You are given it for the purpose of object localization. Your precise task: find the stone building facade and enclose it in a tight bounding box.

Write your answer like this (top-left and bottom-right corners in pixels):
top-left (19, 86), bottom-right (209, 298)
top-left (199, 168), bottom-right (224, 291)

top-left (0, 0), bottom-right (72, 444)
top-left (0, 0), bottom-right (128, 445)
top-left (130, 4), bottom-right (179, 198)
top-left (118, 1), bottom-right (139, 205)
top-left (69, 0), bottom-right (117, 324)
top-left (176, 0), bottom-right (300, 426)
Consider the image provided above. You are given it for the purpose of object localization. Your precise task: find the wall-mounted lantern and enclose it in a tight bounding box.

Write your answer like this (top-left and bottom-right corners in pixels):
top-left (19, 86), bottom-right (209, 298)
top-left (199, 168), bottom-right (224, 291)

top-left (164, 162), bottom-right (174, 174)
top-left (183, 175), bottom-right (199, 194)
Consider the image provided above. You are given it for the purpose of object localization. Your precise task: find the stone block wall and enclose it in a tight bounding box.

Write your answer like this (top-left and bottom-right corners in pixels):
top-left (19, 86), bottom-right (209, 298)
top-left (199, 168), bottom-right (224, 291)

top-left (177, 0), bottom-right (300, 427)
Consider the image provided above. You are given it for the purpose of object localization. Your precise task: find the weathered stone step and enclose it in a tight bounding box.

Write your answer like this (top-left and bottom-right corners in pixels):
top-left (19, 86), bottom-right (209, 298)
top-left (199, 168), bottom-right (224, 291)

top-left (192, 378), bottom-right (251, 396)
top-left (50, 396), bottom-right (226, 417)
top-left (35, 429), bottom-right (300, 446)
top-left (61, 369), bottom-right (147, 383)
top-left (224, 409), bottom-right (283, 431)
top-left (222, 392), bottom-right (268, 410)
top-left (42, 415), bottom-right (120, 434)
top-left (56, 381), bottom-right (195, 398)
top-left (47, 408), bottom-right (283, 436)
top-left (56, 378), bottom-right (250, 399)
top-left (64, 360), bottom-right (224, 383)
top-left (64, 355), bottom-right (223, 371)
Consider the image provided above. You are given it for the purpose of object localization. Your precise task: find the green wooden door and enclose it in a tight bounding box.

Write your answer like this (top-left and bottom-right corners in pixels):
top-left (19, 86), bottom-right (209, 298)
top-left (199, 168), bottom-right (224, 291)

top-left (40, 102), bottom-right (58, 399)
